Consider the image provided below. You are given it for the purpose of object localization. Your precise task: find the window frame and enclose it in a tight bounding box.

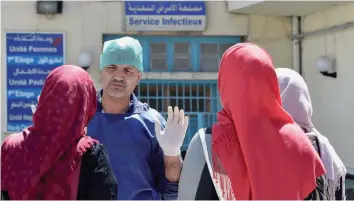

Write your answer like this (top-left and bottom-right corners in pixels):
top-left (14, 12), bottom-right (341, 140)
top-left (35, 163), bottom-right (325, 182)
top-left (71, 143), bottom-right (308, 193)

top-left (199, 43), bottom-right (220, 72)
top-left (172, 42), bottom-right (192, 71)
top-left (102, 35), bottom-right (241, 72)
top-left (149, 42), bottom-right (168, 71)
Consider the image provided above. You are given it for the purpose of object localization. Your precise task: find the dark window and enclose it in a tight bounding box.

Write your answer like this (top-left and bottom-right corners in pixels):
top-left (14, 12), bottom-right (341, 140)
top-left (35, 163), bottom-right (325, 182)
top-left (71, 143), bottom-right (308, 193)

top-left (173, 43), bottom-right (191, 71)
top-left (150, 43), bottom-right (167, 70)
top-left (200, 44), bottom-right (219, 72)
top-left (199, 43), bottom-right (234, 72)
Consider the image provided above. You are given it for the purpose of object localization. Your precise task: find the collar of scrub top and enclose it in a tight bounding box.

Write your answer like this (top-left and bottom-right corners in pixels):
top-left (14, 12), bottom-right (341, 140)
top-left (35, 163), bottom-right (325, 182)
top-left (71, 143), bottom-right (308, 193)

top-left (97, 89), bottom-right (148, 114)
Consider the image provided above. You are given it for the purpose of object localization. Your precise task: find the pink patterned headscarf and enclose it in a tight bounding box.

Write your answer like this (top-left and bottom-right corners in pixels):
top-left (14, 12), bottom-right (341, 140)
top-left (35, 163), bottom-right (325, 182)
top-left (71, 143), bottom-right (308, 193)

top-left (1, 65), bottom-right (98, 200)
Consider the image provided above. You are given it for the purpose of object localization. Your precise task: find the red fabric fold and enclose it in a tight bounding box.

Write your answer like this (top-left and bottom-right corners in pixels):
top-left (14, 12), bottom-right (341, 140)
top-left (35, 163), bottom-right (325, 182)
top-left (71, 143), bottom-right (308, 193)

top-left (1, 65), bottom-right (98, 200)
top-left (212, 43), bottom-right (326, 200)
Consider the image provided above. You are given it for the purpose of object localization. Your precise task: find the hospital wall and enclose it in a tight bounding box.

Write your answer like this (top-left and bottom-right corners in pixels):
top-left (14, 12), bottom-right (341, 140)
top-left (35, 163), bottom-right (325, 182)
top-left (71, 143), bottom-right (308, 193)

top-left (1, 1), bottom-right (292, 139)
top-left (301, 3), bottom-right (354, 172)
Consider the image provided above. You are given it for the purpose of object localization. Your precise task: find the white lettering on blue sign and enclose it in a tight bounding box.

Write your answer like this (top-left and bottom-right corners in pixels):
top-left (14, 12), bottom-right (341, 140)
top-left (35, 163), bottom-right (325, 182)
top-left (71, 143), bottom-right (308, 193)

top-left (7, 56), bottom-right (63, 65)
top-left (125, 1), bottom-right (206, 31)
top-left (9, 100), bottom-right (38, 110)
top-left (7, 124), bottom-right (29, 132)
top-left (11, 68), bottom-right (51, 77)
top-left (7, 56), bottom-right (35, 65)
top-left (8, 45), bottom-right (58, 53)
top-left (8, 90), bottom-right (36, 99)
top-left (8, 79), bottom-right (45, 86)
top-left (128, 17), bottom-right (203, 26)
top-left (8, 114), bottom-right (32, 121)
top-left (5, 32), bottom-right (63, 132)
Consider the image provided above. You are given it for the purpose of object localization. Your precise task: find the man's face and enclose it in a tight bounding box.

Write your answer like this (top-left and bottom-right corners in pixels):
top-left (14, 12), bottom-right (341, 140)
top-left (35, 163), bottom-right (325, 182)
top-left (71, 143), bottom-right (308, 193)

top-left (100, 64), bottom-right (141, 98)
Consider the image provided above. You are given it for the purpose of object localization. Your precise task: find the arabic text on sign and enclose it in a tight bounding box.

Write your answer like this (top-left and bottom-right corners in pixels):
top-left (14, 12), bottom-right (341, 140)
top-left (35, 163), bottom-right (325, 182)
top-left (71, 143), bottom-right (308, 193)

top-left (12, 68), bottom-right (50, 77)
top-left (7, 34), bottom-right (54, 43)
top-left (126, 2), bottom-right (204, 14)
top-left (10, 100), bottom-right (38, 110)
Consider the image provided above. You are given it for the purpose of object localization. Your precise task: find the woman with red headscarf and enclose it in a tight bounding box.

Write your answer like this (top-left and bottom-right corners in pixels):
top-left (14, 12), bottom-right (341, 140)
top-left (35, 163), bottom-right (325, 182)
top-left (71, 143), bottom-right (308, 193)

top-left (178, 43), bottom-right (326, 200)
top-left (1, 65), bottom-right (117, 200)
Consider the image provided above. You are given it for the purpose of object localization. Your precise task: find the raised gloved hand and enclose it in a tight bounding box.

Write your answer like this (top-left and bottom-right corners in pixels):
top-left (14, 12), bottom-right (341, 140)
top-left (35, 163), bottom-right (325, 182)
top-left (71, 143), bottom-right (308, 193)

top-left (31, 95), bottom-right (40, 114)
top-left (154, 106), bottom-right (189, 156)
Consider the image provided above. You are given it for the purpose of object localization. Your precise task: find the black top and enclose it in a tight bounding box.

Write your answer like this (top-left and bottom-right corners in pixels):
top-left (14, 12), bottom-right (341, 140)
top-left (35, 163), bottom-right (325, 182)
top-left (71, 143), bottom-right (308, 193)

top-left (77, 143), bottom-right (118, 200)
top-left (2, 143), bottom-right (117, 200)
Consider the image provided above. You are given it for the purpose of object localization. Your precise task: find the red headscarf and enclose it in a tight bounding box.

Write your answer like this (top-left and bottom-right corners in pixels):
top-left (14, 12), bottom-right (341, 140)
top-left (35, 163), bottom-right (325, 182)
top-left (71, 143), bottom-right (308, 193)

top-left (212, 43), bottom-right (326, 200)
top-left (1, 65), bottom-right (98, 200)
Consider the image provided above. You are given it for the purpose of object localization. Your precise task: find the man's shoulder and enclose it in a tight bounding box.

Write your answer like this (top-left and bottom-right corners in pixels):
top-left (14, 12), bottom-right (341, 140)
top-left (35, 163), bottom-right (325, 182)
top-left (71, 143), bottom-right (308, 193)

top-left (138, 103), bottom-right (166, 126)
top-left (140, 103), bottom-right (162, 117)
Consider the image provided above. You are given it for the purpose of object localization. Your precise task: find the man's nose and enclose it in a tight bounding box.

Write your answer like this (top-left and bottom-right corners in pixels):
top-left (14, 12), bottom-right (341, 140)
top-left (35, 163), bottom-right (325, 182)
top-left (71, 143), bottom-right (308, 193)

top-left (112, 68), bottom-right (126, 76)
top-left (112, 74), bottom-right (124, 81)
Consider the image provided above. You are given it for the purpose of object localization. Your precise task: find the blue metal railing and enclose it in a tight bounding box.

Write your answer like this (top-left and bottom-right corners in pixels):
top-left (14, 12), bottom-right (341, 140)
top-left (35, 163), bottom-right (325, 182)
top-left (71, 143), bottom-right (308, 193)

top-left (135, 80), bottom-right (220, 151)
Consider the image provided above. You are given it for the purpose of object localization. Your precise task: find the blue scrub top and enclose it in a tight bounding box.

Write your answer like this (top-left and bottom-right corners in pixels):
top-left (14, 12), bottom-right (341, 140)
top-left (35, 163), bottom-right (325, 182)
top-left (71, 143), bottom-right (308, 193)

top-left (87, 90), bottom-right (178, 200)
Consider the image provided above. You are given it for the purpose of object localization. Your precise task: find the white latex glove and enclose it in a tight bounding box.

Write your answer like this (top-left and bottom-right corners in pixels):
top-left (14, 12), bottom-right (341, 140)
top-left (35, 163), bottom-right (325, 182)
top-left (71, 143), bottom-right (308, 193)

top-left (31, 95), bottom-right (40, 114)
top-left (154, 106), bottom-right (189, 156)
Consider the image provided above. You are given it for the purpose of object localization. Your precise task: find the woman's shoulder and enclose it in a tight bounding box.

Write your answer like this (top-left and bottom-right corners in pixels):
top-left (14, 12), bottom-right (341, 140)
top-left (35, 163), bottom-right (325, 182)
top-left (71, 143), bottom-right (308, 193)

top-left (80, 143), bottom-right (112, 172)
top-left (85, 143), bottom-right (104, 154)
top-left (82, 143), bottom-right (109, 163)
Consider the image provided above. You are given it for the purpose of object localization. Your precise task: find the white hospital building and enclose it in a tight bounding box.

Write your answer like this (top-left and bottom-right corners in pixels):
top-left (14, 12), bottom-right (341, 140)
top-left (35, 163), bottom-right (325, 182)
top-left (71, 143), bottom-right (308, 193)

top-left (1, 1), bottom-right (353, 194)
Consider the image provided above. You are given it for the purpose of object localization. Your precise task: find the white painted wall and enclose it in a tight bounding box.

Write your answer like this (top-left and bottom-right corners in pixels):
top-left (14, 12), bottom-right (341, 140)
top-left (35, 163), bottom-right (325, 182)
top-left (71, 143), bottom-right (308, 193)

top-left (1, 1), bottom-right (291, 137)
top-left (301, 3), bottom-right (354, 172)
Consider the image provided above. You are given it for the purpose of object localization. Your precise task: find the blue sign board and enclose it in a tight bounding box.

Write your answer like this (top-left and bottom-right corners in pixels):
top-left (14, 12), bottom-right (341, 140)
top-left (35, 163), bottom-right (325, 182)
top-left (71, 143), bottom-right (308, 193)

top-left (125, 1), bottom-right (206, 31)
top-left (6, 32), bottom-right (65, 132)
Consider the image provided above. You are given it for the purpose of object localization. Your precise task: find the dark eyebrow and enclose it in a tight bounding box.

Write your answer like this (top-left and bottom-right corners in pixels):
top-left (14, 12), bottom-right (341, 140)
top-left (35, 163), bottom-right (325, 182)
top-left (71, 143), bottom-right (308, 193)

top-left (123, 66), bottom-right (138, 72)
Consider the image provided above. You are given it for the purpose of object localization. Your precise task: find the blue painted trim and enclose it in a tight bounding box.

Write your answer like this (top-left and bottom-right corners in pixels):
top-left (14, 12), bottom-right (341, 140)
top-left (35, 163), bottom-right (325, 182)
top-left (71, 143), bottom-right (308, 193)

top-left (191, 40), bottom-right (199, 72)
top-left (102, 35), bottom-right (240, 72)
top-left (167, 43), bottom-right (174, 72)
top-left (143, 40), bottom-right (150, 72)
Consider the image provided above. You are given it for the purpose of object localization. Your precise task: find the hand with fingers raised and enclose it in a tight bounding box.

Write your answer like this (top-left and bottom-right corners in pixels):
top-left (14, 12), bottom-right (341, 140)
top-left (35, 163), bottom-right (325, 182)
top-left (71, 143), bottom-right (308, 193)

top-left (154, 106), bottom-right (189, 156)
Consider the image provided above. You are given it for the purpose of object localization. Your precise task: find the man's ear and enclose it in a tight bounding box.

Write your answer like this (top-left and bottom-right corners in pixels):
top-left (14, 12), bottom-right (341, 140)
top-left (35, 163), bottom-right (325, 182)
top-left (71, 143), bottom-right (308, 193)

top-left (99, 71), bottom-right (103, 84)
top-left (137, 72), bottom-right (142, 86)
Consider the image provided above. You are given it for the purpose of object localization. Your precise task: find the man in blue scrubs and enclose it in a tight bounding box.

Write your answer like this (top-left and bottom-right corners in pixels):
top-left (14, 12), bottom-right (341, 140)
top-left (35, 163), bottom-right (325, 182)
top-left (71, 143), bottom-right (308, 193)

top-left (87, 36), bottom-right (189, 200)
